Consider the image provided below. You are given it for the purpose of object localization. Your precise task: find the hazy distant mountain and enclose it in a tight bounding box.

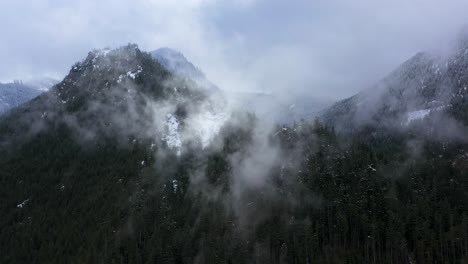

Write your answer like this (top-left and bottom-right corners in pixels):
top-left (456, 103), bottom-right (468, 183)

top-left (0, 78), bottom-right (57, 115)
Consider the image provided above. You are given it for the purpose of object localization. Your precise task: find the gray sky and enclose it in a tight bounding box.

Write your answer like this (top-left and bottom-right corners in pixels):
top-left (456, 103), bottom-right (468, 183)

top-left (1, 0), bottom-right (468, 99)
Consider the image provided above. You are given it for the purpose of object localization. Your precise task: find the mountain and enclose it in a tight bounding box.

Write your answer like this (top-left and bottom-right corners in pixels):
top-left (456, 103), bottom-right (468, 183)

top-left (322, 39), bottom-right (468, 133)
top-left (0, 78), bottom-right (57, 115)
top-left (0, 44), bottom-right (467, 263)
top-left (0, 44), bottom-right (233, 263)
top-left (151, 48), bottom-right (331, 122)
top-left (0, 45), bottom-right (227, 154)
top-left (151, 48), bottom-right (205, 80)
top-left (151, 48), bottom-right (219, 93)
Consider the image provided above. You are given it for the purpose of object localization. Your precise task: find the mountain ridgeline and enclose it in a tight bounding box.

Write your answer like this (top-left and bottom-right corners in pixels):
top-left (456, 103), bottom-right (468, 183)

top-left (323, 42), bottom-right (468, 132)
top-left (151, 48), bottom-right (205, 80)
top-left (0, 43), bottom-right (467, 264)
top-left (151, 48), bottom-right (220, 94)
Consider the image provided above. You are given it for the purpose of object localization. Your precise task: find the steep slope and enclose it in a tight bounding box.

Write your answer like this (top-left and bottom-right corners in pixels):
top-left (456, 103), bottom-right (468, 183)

top-left (151, 48), bottom-right (219, 93)
top-left (0, 45), bottom-right (227, 153)
top-left (151, 47), bottom-right (205, 80)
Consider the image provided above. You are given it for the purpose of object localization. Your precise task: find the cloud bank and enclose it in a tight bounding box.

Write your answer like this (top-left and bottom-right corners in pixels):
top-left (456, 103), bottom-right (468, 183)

top-left (1, 0), bottom-right (468, 100)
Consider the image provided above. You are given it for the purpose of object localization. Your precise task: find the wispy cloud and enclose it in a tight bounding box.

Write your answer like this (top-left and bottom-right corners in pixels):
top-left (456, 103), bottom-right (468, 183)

top-left (1, 0), bottom-right (468, 99)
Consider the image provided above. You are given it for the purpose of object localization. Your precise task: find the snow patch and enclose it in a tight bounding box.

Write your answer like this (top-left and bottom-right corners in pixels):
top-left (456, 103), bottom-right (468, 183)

top-left (162, 114), bottom-right (182, 155)
top-left (172, 179), bottom-right (178, 193)
top-left (127, 65), bottom-right (142, 80)
top-left (405, 109), bottom-right (431, 125)
top-left (117, 74), bottom-right (124, 83)
top-left (101, 49), bottom-right (111, 56)
top-left (404, 105), bottom-right (448, 126)
top-left (17, 199), bottom-right (29, 208)
top-left (189, 111), bottom-right (228, 148)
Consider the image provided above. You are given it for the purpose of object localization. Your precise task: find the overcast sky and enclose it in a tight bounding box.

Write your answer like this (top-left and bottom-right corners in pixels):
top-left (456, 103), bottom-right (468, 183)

top-left (1, 0), bottom-right (468, 99)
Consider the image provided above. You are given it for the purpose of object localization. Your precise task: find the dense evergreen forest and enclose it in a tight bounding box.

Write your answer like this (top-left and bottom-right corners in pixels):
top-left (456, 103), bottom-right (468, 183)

top-left (0, 45), bottom-right (467, 263)
top-left (0, 115), bottom-right (467, 263)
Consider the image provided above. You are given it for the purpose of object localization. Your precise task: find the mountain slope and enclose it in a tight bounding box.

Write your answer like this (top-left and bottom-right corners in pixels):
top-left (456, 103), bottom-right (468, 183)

top-left (323, 42), bottom-right (468, 132)
top-left (0, 44), bottom-right (466, 263)
top-left (0, 44), bottom-right (233, 263)
top-left (151, 47), bottom-right (331, 122)
top-left (151, 48), bottom-right (220, 93)
top-left (0, 45), bottom-right (226, 153)
top-left (151, 48), bottom-right (205, 80)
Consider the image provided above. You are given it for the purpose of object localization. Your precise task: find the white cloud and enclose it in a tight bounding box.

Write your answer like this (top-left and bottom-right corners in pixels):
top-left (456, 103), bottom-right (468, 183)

top-left (1, 0), bottom-right (468, 100)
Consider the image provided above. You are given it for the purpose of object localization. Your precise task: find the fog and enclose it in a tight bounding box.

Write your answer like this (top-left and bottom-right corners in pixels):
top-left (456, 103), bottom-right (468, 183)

top-left (2, 3), bottom-right (468, 261)
top-left (2, 0), bottom-right (468, 101)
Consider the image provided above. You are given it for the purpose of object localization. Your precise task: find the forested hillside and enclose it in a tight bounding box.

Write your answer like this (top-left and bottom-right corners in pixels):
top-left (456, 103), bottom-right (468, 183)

top-left (0, 44), bottom-right (467, 263)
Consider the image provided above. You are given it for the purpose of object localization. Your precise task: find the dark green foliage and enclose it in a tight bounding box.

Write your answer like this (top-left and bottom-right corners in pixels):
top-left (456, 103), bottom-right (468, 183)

top-left (0, 45), bottom-right (467, 263)
top-left (1, 115), bottom-right (466, 263)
